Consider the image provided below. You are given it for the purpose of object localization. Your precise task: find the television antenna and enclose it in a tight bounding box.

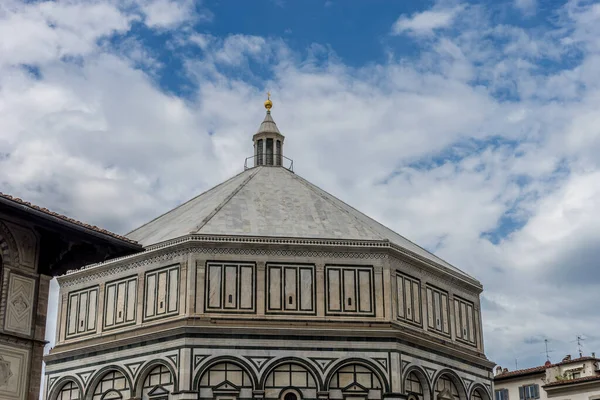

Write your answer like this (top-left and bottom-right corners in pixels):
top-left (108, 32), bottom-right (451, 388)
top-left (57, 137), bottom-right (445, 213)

top-left (541, 338), bottom-right (554, 362)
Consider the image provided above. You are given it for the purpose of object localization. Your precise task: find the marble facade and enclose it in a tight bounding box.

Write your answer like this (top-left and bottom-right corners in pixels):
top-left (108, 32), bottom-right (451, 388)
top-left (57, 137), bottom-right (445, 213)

top-left (43, 106), bottom-right (495, 400)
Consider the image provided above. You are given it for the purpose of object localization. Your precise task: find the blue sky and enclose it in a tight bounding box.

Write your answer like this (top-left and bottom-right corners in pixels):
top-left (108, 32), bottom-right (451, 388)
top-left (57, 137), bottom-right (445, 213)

top-left (2, 0), bottom-right (600, 377)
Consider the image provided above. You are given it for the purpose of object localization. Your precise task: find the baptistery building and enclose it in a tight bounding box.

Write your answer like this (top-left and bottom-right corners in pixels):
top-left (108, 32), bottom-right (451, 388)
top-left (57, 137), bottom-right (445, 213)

top-left (43, 98), bottom-right (495, 400)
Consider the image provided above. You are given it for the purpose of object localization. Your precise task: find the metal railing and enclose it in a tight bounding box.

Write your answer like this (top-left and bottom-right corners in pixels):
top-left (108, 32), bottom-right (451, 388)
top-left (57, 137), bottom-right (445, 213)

top-left (244, 154), bottom-right (294, 171)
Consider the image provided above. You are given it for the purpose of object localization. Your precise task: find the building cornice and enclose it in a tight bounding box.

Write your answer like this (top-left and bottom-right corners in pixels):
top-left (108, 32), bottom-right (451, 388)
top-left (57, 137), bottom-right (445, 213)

top-left (45, 318), bottom-right (494, 370)
top-left (57, 234), bottom-right (482, 292)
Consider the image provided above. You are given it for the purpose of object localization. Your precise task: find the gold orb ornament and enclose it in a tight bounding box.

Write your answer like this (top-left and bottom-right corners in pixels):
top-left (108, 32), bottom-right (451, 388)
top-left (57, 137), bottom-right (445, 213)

top-left (264, 91), bottom-right (273, 110)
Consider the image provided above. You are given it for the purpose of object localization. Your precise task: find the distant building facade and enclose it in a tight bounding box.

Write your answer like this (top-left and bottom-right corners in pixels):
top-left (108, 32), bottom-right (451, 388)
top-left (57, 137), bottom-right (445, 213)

top-left (0, 193), bottom-right (141, 400)
top-left (43, 99), bottom-right (495, 400)
top-left (494, 355), bottom-right (600, 400)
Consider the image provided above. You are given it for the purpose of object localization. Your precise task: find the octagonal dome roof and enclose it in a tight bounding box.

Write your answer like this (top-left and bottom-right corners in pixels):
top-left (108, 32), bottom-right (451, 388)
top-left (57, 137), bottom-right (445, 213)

top-left (126, 166), bottom-right (476, 282)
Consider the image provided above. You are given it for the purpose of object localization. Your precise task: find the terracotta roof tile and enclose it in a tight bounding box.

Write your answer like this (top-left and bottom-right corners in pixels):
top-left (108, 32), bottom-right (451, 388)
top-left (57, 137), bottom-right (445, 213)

top-left (495, 357), bottom-right (599, 380)
top-left (544, 374), bottom-right (600, 388)
top-left (0, 192), bottom-right (138, 245)
top-left (495, 366), bottom-right (547, 379)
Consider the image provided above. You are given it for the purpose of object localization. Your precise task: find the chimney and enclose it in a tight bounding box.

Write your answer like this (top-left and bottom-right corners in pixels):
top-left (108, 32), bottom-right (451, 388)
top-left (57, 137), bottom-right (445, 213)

top-left (503, 368), bottom-right (509, 373)
top-left (496, 366), bottom-right (502, 375)
top-left (544, 361), bottom-right (552, 367)
top-left (593, 352), bottom-right (596, 358)
top-left (563, 355), bottom-right (571, 362)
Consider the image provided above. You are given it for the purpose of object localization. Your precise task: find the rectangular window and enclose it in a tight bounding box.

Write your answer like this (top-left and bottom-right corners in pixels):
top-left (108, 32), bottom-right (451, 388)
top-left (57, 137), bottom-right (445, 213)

top-left (519, 385), bottom-right (539, 400)
top-left (396, 272), bottom-right (422, 326)
top-left (104, 276), bottom-right (137, 330)
top-left (267, 264), bottom-right (315, 314)
top-left (204, 262), bottom-right (256, 313)
top-left (426, 285), bottom-right (450, 335)
top-left (325, 265), bottom-right (374, 316)
top-left (144, 265), bottom-right (180, 321)
top-left (495, 389), bottom-right (509, 400)
top-left (454, 296), bottom-right (477, 345)
top-left (66, 286), bottom-right (99, 338)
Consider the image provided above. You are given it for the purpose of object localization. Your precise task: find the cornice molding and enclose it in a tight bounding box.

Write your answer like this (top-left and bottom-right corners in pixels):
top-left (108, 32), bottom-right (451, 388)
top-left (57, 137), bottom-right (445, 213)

top-left (58, 242), bottom-right (388, 287)
top-left (57, 234), bottom-right (481, 291)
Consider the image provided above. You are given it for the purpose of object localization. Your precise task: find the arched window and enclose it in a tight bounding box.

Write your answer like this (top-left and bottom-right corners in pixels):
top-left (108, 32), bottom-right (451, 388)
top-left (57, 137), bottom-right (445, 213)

top-left (198, 362), bottom-right (254, 400)
top-left (264, 363), bottom-right (317, 399)
top-left (329, 364), bottom-right (382, 400)
top-left (284, 392), bottom-right (298, 400)
top-left (56, 381), bottom-right (80, 400)
top-left (92, 371), bottom-right (129, 400)
top-left (472, 389), bottom-right (484, 400)
top-left (435, 375), bottom-right (460, 400)
top-left (405, 372), bottom-right (424, 400)
top-left (142, 365), bottom-right (173, 399)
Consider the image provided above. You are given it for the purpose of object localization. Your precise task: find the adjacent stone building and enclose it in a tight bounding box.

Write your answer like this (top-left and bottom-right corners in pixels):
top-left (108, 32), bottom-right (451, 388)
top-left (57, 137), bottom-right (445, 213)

top-left (43, 99), bottom-right (495, 400)
top-left (494, 354), bottom-right (600, 400)
top-left (0, 192), bottom-right (141, 400)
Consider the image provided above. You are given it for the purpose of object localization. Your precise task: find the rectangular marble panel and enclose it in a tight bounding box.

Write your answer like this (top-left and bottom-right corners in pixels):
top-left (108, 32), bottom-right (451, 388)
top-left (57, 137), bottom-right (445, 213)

top-left (208, 265), bottom-right (222, 308)
top-left (427, 288), bottom-right (434, 329)
top-left (404, 279), bottom-right (412, 320)
top-left (358, 269), bottom-right (371, 313)
top-left (412, 281), bottom-right (420, 323)
top-left (467, 304), bottom-right (475, 343)
top-left (146, 274), bottom-right (156, 317)
top-left (105, 285), bottom-right (116, 326)
top-left (157, 271), bottom-right (168, 314)
top-left (269, 267), bottom-right (281, 310)
top-left (0, 344), bottom-right (29, 400)
top-left (396, 276), bottom-right (404, 318)
top-left (460, 301), bottom-right (467, 338)
top-left (240, 265), bottom-right (253, 309)
top-left (168, 268), bottom-right (178, 313)
top-left (88, 289), bottom-right (97, 330)
top-left (434, 291), bottom-right (441, 331)
top-left (67, 293), bottom-right (78, 335)
top-left (328, 269), bottom-right (341, 311)
top-left (299, 268), bottom-right (313, 311)
top-left (441, 293), bottom-right (449, 333)
top-left (224, 265), bottom-right (238, 308)
top-left (126, 279), bottom-right (137, 321)
top-left (4, 274), bottom-right (36, 336)
top-left (116, 282), bottom-right (126, 324)
top-left (454, 299), bottom-right (462, 339)
top-left (284, 267), bottom-right (297, 310)
top-left (77, 292), bottom-right (88, 333)
top-left (343, 269), bottom-right (356, 311)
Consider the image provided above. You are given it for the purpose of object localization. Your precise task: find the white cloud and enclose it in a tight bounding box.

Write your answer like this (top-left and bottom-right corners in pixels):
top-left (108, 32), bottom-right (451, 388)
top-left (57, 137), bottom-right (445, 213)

top-left (2, 0), bottom-right (600, 381)
top-left (391, 5), bottom-right (464, 36)
top-left (137, 0), bottom-right (207, 28)
top-left (515, 0), bottom-right (537, 15)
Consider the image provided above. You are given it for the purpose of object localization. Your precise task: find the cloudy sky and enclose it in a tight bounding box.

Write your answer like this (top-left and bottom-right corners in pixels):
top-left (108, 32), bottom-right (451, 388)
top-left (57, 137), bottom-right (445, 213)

top-left (2, 0), bottom-right (600, 373)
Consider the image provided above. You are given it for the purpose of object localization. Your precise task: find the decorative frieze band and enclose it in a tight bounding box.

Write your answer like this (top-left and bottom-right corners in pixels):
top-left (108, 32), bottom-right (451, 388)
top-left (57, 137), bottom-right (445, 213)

top-left (59, 247), bottom-right (388, 287)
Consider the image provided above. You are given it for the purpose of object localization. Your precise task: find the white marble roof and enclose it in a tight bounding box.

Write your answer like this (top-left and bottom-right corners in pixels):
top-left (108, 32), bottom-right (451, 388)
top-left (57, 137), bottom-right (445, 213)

top-left (127, 166), bottom-right (475, 281)
top-left (256, 111), bottom-right (281, 135)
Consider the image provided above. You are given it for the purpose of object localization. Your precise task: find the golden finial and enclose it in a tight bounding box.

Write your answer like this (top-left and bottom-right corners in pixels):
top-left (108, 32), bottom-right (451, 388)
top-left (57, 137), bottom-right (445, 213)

top-left (264, 91), bottom-right (273, 111)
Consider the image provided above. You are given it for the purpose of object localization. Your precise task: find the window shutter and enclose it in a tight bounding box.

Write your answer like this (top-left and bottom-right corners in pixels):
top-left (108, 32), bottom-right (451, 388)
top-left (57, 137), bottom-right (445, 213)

top-left (504, 389), bottom-right (509, 400)
top-left (519, 386), bottom-right (524, 400)
top-left (534, 385), bottom-right (539, 399)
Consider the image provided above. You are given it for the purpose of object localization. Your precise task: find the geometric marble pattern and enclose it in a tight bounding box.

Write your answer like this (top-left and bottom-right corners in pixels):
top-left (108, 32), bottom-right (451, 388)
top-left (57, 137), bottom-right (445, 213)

top-left (243, 356), bottom-right (274, 372)
top-left (424, 367), bottom-right (437, 381)
top-left (373, 358), bottom-right (389, 373)
top-left (308, 357), bottom-right (337, 373)
top-left (4, 274), bottom-right (35, 336)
